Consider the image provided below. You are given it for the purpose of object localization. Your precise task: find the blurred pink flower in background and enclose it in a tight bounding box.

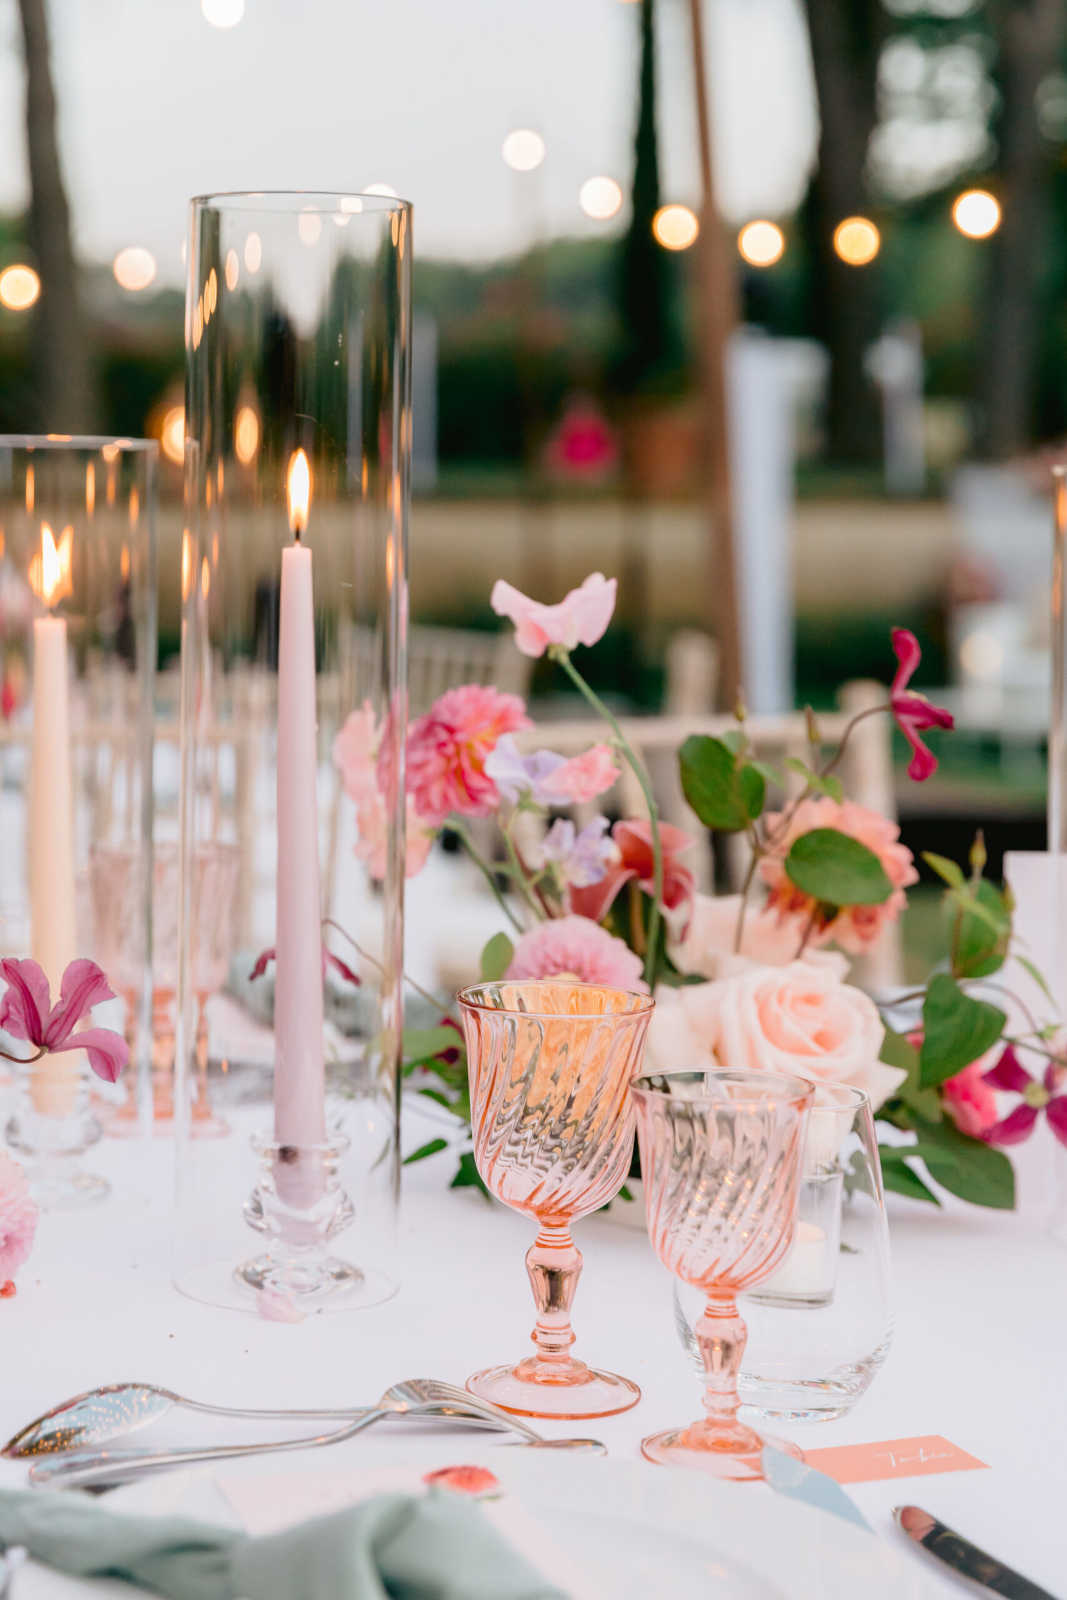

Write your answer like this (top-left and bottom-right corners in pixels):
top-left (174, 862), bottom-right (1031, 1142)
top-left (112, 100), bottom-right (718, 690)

top-left (760, 797), bottom-right (917, 954)
top-left (490, 572), bottom-right (616, 658)
top-left (332, 702), bottom-right (379, 803)
top-left (569, 819), bottom-right (695, 933)
top-left (407, 685), bottom-right (530, 825)
top-left (333, 702), bottom-right (436, 878)
top-left (543, 743), bottom-right (620, 804)
top-left (0, 1151), bottom-right (37, 1283)
top-left (354, 793), bottom-right (435, 881)
top-left (506, 914), bottom-right (647, 992)
top-left (889, 628), bottom-right (955, 782)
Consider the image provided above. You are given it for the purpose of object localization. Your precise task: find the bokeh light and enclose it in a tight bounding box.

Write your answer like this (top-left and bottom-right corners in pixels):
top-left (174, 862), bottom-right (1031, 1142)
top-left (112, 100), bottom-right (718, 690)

top-left (579, 176), bottom-right (623, 221)
top-left (952, 189), bottom-right (1001, 240)
top-left (113, 246), bottom-right (157, 291)
top-left (653, 204), bottom-right (699, 251)
top-left (201, 0), bottom-right (244, 26)
top-left (224, 249), bottom-right (239, 290)
top-left (738, 220), bottom-right (785, 267)
top-left (832, 216), bottom-right (880, 266)
top-left (234, 404), bottom-right (260, 465)
top-left (243, 232), bottom-right (262, 273)
top-left (502, 129), bottom-right (546, 173)
top-left (160, 406), bottom-right (185, 466)
top-left (0, 264), bottom-right (40, 310)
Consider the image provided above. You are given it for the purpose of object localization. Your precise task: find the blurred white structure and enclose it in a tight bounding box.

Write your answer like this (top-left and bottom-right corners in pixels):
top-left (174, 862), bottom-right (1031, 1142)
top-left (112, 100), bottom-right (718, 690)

top-left (867, 319), bottom-right (925, 497)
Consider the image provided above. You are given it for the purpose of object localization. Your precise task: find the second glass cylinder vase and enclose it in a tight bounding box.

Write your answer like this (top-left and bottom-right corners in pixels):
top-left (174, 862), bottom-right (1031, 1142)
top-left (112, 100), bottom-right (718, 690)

top-left (176, 192), bottom-right (411, 1312)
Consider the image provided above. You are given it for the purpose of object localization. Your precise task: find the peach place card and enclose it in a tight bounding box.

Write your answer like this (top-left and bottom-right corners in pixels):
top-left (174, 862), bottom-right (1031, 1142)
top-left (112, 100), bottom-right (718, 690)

top-left (804, 1434), bottom-right (989, 1485)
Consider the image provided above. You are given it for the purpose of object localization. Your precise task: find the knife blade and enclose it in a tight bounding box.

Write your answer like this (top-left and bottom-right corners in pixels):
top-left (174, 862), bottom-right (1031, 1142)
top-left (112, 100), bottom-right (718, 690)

top-left (894, 1506), bottom-right (1061, 1600)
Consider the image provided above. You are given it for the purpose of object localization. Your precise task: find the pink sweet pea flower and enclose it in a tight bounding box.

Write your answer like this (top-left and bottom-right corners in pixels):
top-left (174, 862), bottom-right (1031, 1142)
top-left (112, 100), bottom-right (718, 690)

top-left (569, 819), bottom-right (695, 932)
top-left (490, 573), bottom-right (617, 658)
top-left (0, 957), bottom-right (128, 1084)
top-left (542, 743), bottom-right (620, 804)
top-left (506, 914), bottom-right (648, 993)
top-left (890, 628), bottom-right (954, 782)
top-left (982, 1045), bottom-right (1067, 1147)
top-left (407, 684), bottom-right (531, 825)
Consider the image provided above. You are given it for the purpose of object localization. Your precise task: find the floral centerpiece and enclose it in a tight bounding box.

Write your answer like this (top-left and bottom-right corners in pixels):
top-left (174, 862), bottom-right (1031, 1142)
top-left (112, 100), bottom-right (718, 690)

top-left (334, 575), bottom-right (1065, 1209)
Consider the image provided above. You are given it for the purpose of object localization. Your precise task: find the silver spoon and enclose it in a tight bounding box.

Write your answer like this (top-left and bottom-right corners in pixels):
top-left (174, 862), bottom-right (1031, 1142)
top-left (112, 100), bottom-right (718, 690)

top-left (27, 1382), bottom-right (605, 1491)
top-left (4, 1377), bottom-right (503, 1459)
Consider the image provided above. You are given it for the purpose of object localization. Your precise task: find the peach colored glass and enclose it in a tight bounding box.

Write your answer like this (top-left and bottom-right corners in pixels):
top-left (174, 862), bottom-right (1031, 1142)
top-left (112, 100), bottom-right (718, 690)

top-left (458, 980), bottom-right (654, 1418)
top-left (632, 1069), bottom-right (813, 1480)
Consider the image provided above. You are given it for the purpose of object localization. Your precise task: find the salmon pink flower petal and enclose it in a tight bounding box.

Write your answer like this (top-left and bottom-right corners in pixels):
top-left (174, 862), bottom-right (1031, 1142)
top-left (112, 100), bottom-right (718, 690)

top-left (1046, 1097), bottom-right (1067, 1148)
top-left (889, 627), bottom-right (954, 782)
top-left (332, 702), bottom-right (380, 804)
top-left (982, 1044), bottom-right (1032, 1093)
top-left (491, 573), bottom-right (617, 658)
top-left (43, 959), bottom-right (115, 1048)
top-left (543, 744), bottom-right (620, 804)
top-left (423, 1464), bottom-right (500, 1496)
top-left (984, 1103), bottom-right (1040, 1145)
top-left (571, 818), bottom-right (695, 928)
top-left (49, 1027), bottom-right (128, 1085)
top-left (0, 958), bottom-right (49, 1044)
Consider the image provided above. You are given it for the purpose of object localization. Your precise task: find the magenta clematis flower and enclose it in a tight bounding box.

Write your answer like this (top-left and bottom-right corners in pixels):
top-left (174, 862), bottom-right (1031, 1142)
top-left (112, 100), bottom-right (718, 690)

top-left (250, 947), bottom-right (361, 987)
top-left (890, 628), bottom-right (954, 781)
top-left (0, 957), bottom-right (128, 1084)
top-left (982, 1045), bottom-right (1067, 1148)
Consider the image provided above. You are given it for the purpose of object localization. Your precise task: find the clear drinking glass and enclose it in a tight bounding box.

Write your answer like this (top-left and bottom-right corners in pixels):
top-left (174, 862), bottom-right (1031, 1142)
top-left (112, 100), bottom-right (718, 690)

top-left (0, 435), bottom-right (157, 1206)
top-left (674, 1083), bottom-right (893, 1421)
top-left (458, 980), bottom-right (654, 1418)
top-left (631, 1069), bottom-right (813, 1479)
top-left (176, 192), bottom-right (411, 1312)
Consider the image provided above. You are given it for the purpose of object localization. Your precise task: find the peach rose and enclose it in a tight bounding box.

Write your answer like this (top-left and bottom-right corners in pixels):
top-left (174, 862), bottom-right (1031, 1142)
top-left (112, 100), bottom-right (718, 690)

top-left (671, 893), bottom-right (836, 981)
top-left (648, 959), bottom-right (902, 1110)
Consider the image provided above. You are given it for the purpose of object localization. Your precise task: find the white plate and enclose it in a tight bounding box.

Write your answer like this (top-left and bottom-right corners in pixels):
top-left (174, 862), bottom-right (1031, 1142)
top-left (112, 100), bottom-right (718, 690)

top-left (16, 1444), bottom-right (934, 1600)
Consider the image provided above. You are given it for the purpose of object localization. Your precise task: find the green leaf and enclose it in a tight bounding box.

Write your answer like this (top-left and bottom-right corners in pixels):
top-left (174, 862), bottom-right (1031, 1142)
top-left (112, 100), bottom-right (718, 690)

top-left (749, 760), bottom-right (784, 789)
top-left (402, 1137), bottom-right (448, 1166)
top-left (879, 1026), bottom-right (943, 1120)
top-left (679, 735), bottom-right (762, 832)
top-left (721, 729), bottom-right (746, 756)
top-left (401, 1025), bottom-right (462, 1062)
top-left (449, 1150), bottom-right (490, 1198)
top-left (878, 1152), bottom-right (942, 1205)
top-left (919, 974), bottom-right (1006, 1088)
top-left (910, 1116), bottom-right (1016, 1210)
top-left (1016, 954), bottom-right (1058, 1011)
top-left (416, 1087), bottom-right (456, 1110)
top-left (784, 829), bottom-right (893, 908)
top-left (922, 851), bottom-right (965, 889)
top-left (950, 879), bottom-right (1011, 980)
top-left (479, 932), bottom-right (514, 982)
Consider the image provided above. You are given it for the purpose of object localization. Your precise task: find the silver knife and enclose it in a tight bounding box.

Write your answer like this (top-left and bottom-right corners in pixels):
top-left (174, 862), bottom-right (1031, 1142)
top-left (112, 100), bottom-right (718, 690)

top-left (894, 1506), bottom-right (1061, 1600)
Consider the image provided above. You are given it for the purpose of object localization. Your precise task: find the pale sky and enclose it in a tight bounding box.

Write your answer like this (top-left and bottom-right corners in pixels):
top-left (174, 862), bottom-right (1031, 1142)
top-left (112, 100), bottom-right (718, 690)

top-left (0, 0), bottom-right (818, 284)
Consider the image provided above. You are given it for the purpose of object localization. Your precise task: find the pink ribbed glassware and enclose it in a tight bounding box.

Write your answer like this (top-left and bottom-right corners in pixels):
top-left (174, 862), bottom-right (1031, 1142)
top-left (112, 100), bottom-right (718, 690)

top-left (458, 980), bottom-right (654, 1419)
top-left (632, 1069), bottom-right (813, 1480)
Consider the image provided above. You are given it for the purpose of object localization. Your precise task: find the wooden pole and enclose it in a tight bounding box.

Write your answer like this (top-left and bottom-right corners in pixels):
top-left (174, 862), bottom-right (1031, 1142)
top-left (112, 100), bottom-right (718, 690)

top-left (687, 0), bottom-right (741, 709)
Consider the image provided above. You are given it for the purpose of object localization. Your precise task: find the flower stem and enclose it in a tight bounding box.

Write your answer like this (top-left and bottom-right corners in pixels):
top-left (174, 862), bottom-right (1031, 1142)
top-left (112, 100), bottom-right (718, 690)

top-left (503, 818), bottom-right (546, 921)
top-left (733, 837), bottom-right (761, 954)
top-left (448, 821), bottom-right (525, 934)
top-left (0, 1045), bottom-right (45, 1066)
top-left (553, 649), bottom-right (664, 986)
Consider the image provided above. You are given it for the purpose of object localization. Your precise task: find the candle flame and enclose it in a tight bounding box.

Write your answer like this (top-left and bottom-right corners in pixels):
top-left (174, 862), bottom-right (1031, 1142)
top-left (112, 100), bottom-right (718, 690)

top-left (30, 523), bottom-right (73, 608)
top-left (286, 448), bottom-right (311, 538)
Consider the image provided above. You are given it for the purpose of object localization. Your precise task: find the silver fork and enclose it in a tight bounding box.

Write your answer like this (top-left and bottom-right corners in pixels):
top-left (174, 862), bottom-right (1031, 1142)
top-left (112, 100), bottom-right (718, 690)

top-left (27, 1379), bottom-right (605, 1491)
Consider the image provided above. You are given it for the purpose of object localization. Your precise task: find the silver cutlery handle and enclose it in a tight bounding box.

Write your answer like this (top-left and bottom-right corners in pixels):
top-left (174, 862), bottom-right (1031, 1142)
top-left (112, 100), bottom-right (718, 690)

top-left (28, 1408), bottom-right (392, 1491)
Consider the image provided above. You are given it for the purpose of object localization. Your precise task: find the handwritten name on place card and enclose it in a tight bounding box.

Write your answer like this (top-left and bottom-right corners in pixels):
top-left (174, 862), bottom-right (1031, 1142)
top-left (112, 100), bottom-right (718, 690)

top-left (803, 1435), bottom-right (989, 1485)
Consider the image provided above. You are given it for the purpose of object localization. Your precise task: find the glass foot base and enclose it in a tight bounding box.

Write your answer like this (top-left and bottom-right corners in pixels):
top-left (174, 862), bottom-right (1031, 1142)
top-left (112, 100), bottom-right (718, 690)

top-left (641, 1422), bottom-right (803, 1481)
top-left (173, 1257), bottom-right (398, 1316)
top-left (468, 1361), bottom-right (641, 1420)
top-left (235, 1251), bottom-right (364, 1303)
top-left (26, 1166), bottom-right (110, 1211)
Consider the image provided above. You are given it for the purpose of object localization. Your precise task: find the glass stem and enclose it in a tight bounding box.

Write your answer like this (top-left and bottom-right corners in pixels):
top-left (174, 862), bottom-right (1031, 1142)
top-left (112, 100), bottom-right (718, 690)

top-left (526, 1225), bottom-right (581, 1368)
top-left (696, 1294), bottom-right (747, 1428)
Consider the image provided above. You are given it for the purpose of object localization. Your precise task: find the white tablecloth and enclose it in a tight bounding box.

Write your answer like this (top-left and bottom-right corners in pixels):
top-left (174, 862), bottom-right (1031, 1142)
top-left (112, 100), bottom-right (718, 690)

top-left (1, 1128), bottom-right (1064, 1598)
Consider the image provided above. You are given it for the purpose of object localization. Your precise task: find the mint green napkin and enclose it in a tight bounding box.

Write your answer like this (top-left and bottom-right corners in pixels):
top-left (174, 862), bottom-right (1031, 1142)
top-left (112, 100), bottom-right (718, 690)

top-left (0, 1487), bottom-right (565, 1599)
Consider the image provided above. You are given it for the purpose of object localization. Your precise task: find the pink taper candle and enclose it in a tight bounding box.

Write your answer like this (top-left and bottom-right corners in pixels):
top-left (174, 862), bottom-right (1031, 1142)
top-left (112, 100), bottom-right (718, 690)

top-left (273, 450), bottom-right (326, 1201)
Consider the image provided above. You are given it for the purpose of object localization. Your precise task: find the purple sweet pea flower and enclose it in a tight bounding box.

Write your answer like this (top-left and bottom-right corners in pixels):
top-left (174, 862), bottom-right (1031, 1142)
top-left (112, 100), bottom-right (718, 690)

top-left (482, 735), bottom-right (566, 806)
top-left (982, 1044), bottom-right (1067, 1148)
top-left (538, 816), bottom-right (616, 889)
top-left (0, 957), bottom-right (128, 1084)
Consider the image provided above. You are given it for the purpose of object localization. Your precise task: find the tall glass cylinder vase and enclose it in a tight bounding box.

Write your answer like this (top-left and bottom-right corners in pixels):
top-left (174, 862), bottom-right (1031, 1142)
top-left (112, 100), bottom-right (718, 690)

top-left (0, 435), bottom-right (157, 1206)
top-left (176, 193), bottom-right (411, 1312)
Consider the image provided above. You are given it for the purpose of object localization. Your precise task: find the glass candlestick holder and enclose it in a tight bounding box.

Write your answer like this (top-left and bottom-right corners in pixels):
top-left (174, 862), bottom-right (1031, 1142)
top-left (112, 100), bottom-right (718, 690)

top-left (0, 435), bottom-right (157, 1207)
top-left (174, 192), bottom-right (411, 1313)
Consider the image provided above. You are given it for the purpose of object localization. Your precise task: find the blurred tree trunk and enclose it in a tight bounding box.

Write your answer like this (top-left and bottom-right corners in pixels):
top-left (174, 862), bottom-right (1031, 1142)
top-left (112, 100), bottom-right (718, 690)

top-left (979, 0), bottom-right (1066, 458)
top-left (17, 0), bottom-right (92, 430)
top-left (801, 0), bottom-right (885, 464)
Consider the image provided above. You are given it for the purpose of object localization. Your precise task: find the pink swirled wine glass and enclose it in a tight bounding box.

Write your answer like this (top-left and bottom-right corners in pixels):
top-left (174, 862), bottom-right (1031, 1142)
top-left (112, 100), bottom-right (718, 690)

top-left (458, 980), bottom-right (654, 1419)
top-left (632, 1069), bottom-right (813, 1479)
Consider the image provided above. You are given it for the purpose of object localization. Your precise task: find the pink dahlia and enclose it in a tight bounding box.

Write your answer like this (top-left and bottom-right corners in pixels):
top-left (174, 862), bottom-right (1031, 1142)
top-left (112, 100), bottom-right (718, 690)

top-left (0, 1152), bottom-right (37, 1281)
top-left (407, 684), bottom-right (531, 825)
top-left (760, 797), bottom-right (917, 954)
top-left (506, 915), bottom-right (647, 992)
